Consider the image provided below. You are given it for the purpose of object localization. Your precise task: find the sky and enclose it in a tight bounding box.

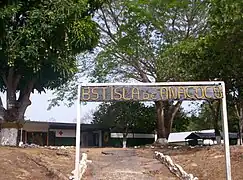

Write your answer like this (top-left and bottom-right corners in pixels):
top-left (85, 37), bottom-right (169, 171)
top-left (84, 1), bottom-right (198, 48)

top-left (0, 90), bottom-right (101, 123)
top-left (0, 77), bottom-right (102, 123)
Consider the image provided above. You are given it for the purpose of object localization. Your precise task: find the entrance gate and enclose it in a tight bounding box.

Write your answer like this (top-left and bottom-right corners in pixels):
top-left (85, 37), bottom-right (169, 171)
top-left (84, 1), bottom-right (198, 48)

top-left (75, 81), bottom-right (231, 180)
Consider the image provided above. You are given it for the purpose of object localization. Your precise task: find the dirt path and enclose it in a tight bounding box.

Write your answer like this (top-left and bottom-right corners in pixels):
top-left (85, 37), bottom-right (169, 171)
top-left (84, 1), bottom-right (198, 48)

top-left (84, 148), bottom-right (178, 180)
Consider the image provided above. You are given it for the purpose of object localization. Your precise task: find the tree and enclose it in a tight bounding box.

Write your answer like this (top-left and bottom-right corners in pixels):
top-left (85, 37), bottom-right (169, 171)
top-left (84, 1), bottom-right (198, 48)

top-left (49, 0), bottom-right (209, 143)
top-left (0, 0), bottom-right (104, 146)
top-left (185, 100), bottom-right (222, 144)
top-left (172, 107), bottom-right (192, 132)
top-left (92, 102), bottom-right (156, 148)
top-left (188, 102), bottom-right (219, 131)
top-left (84, 0), bottom-right (209, 143)
top-left (172, 0), bottom-right (243, 145)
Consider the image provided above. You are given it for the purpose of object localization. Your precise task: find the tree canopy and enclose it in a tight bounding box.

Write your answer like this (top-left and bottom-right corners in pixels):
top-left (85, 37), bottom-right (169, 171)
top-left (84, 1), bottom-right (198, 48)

top-left (0, 0), bottom-right (104, 124)
top-left (171, 0), bottom-right (243, 143)
top-left (49, 0), bottom-right (243, 144)
top-left (50, 0), bottom-right (210, 141)
top-left (92, 102), bottom-right (156, 134)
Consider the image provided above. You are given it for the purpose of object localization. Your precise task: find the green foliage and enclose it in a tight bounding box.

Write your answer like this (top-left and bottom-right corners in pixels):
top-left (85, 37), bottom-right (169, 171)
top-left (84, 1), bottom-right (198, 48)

top-left (0, 0), bottom-right (103, 92)
top-left (193, 105), bottom-right (238, 133)
top-left (190, 103), bottom-right (216, 130)
top-left (48, 0), bottom-right (243, 137)
top-left (227, 105), bottom-right (239, 132)
top-left (92, 102), bottom-right (156, 134)
top-left (173, 0), bottom-right (243, 87)
top-left (169, 0), bottom-right (243, 136)
top-left (87, 0), bottom-right (209, 83)
top-left (172, 108), bottom-right (192, 132)
top-left (50, 0), bottom-right (209, 107)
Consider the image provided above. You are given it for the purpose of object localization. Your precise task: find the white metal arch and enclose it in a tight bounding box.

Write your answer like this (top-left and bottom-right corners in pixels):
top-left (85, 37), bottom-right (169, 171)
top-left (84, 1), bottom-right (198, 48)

top-left (75, 81), bottom-right (231, 180)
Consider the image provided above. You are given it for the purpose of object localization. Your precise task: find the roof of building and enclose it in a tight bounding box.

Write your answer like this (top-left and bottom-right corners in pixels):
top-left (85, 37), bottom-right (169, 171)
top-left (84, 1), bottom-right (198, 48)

top-left (185, 132), bottom-right (216, 140)
top-left (49, 122), bottom-right (110, 131)
top-left (185, 132), bottom-right (238, 140)
top-left (24, 120), bottom-right (110, 131)
top-left (168, 129), bottom-right (215, 143)
top-left (168, 131), bottom-right (192, 143)
top-left (228, 132), bottom-right (239, 139)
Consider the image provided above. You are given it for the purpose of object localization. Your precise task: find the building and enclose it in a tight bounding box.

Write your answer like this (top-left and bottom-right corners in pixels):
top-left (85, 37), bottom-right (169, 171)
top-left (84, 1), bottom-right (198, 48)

top-left (167, 131), bottom-right (193, 145)
top-left (185, 132), bottom-right (238, 145)
top-left (20, 121), bottom-right (238, 147)
top-left (19, 121), bottom-right (109, 147)
top-left (109, 132), bottom-right (155, 147)
top-left (18, 121), bottom-right (155, 147)
top-left (167, 129), bottom-right (215, 145)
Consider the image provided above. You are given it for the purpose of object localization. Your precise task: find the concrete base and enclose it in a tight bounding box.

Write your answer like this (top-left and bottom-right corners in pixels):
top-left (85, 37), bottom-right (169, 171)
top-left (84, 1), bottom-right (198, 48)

top-left (0, 128), bottom-right (18, 146)
top-left (156, 138), bottom-right (168, 145)
top-left (122, 139), bottom-right (127, 148)
top-left (216, 136), bottom-right (221, 145)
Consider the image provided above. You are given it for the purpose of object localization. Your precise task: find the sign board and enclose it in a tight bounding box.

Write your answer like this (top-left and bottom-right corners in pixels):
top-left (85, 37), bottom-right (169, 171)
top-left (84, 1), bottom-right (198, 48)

top-left (80, 85), bottom-right (223, 102)
top-left (75, 82), bottom-right (231, 180)
top-left (54, 129), bottom-right (76, 138)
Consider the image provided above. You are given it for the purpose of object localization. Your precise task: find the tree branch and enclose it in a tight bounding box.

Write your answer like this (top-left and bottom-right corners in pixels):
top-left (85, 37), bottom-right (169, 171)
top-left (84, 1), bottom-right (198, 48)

top-left (100, 7), bottom-right (118, 43)
top-left (1, 74), bottom-right (7, 87)
top-left (235, 104), bottom-right (240, 119)
top-left (18, 79), bottom-right (35, 104)
top-left (17, 79), bottom-right (35, 121)
top-left (7, 67), bottom-right (14, 87)
top-left (13, 74), bottom-right (21, 92)
top-left (108, 2), bottom-right (121, 28)
top-left (1, 70), bottom-right (21, 90)
top-left (0, 96), bottom-right (3, 107)
top-left (109, 49), bottom-right (153, 81)
top-left (171, 101), bottom-right (182, 118)
top-left (0, 96), bottom-right (5, 121)
top-left (137, 58), bottom-right (156, 78)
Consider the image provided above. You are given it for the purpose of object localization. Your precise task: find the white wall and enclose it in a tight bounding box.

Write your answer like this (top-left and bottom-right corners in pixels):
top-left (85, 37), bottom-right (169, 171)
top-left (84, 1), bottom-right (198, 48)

top-left (49, 129), bottom-right (76, 137)
top-left (110, 133), bottom-right (155, 138)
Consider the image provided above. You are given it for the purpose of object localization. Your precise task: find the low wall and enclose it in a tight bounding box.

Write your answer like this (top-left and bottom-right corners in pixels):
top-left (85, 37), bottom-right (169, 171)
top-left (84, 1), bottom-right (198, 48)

top-left (69, 153), bottom-right (91, 180)
top-left (154, 151), bottom-right (198, 180)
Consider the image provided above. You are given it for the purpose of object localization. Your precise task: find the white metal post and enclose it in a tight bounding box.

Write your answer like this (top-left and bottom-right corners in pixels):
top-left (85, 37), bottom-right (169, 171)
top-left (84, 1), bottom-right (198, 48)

top-left (79, 81), bottom-right (232, 179)
top-left (221, 82), bottom-right (232, 180)
top-left (75, 84), bottom-right (81, 180)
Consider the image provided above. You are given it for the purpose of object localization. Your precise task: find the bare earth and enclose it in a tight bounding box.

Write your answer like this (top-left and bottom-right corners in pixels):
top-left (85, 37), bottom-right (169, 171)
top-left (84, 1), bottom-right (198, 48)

top-left (82, 148), bottom-right (177, 180)
top-left (0, 145), bottom-right (243, 180)
top-left (137, 145), bottom-right (243, 180)
top-left (0, 147), bottom-right (76, 180)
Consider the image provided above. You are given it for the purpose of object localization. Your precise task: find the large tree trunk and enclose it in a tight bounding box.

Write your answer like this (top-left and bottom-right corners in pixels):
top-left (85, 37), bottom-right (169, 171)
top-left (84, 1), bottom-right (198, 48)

top-left (208, 100), bottom-right (221, 145)
top-left (0, 122), bottom-right (23, 146)
top-left (155, 100), bottom-right (181, 145)
top-left (238, 121), bottom-right (243, 145)
top-left (237, 107), bottom-right (243, 145)
top-left (0, 68), bottom-right (34, 146)
top-left (122, 126), bottom-right (129, 148)
top-left (0, 101), bottom-right (29, 146)
top-left (235, 105), bottom-right (243, 145)
top-left (122, 133), bottom-right (127, 148)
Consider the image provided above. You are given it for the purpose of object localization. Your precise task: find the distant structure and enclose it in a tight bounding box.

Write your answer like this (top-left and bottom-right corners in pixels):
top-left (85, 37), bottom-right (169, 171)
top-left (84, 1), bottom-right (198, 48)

top-left (168, 129), bottom-right (238, 146)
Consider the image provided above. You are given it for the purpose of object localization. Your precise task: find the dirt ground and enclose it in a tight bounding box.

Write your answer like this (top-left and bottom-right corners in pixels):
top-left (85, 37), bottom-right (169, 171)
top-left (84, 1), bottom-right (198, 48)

top-left (0, 146), bottom-right (76, 180)
top-left (0, 145), bottom-right (243, 180)
top-left (82, 148), bottom-right (177, 180)
top-left (137, 145), bottom-right (243, 180)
